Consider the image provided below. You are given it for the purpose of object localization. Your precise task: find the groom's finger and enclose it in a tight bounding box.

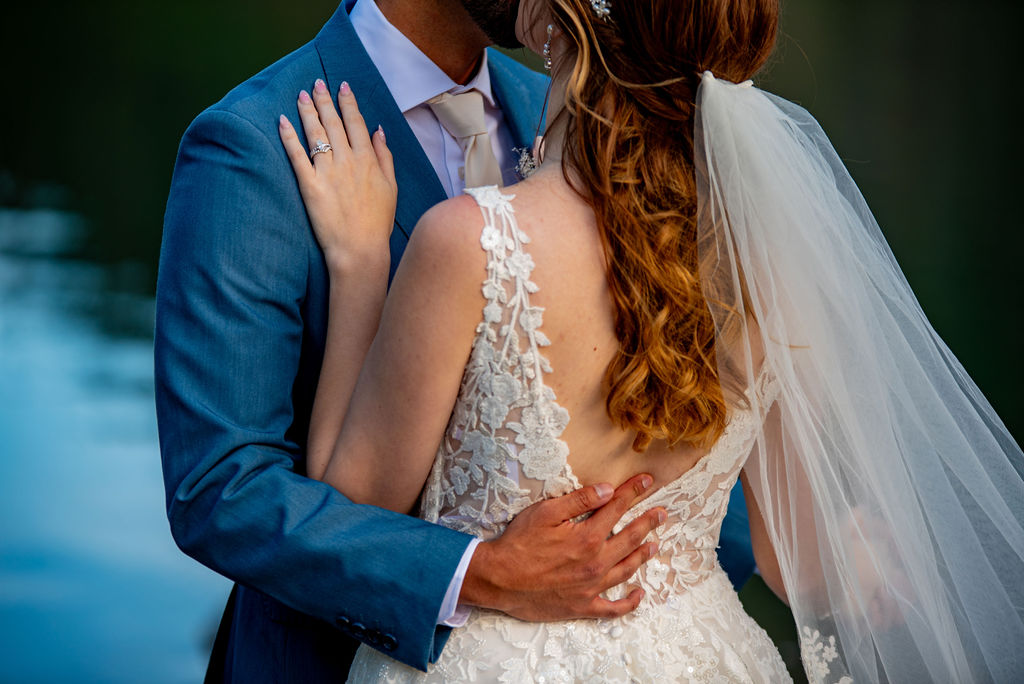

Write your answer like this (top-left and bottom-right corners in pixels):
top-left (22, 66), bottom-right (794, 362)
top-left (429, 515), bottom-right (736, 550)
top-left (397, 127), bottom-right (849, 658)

top-left (586, 588), bottom-right (645, 619)
top-left (296, 89), bottom-right (331, 164)
top-left (337, 82), bottom-right (371, 153)
top-left (583, 473), bottom-right (654, 534)
top-left (532, 483), bottom-right (614, 527)
top-left (603, 541), bottom-right (657, 588)
top-left (311, 79), bottom-right (346, 152)
top-left (602, 507), bottom-right (665, 565)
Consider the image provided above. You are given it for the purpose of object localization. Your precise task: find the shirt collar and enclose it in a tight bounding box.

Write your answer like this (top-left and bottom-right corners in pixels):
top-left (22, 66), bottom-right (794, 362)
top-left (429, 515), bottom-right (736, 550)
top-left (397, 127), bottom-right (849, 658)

top-left (349, 0), bottom-right (495, 113)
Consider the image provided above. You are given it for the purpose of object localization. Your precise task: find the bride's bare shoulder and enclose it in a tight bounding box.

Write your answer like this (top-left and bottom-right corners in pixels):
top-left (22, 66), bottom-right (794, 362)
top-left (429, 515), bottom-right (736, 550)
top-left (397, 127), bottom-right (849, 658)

top-left (391, 193), bottom-right (493, 311)
top-left (407, 182), bottom-right (526, 265)
top-left (403, 174), bottom-right (595, 286)
top-left (406, 193), bottom-right (488, 266)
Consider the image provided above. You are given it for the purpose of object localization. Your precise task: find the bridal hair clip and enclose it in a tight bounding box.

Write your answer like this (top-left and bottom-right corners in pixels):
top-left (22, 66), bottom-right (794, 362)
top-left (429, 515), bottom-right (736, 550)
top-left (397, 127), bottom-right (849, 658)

top-left (591, 0), bottom-right (611, 21)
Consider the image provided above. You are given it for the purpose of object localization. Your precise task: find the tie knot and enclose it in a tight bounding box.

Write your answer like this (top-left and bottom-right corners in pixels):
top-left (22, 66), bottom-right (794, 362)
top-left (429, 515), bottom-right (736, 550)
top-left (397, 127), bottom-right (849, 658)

top-left (426, 89), bottom-right (504, 189)
top-left (427, 90), bottom-right (488, 139)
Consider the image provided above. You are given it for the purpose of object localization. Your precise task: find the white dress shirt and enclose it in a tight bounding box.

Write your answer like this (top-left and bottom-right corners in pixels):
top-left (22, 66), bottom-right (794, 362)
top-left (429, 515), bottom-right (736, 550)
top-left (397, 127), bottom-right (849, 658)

top-left (350, 0), bottom-right (502, 627)
top-left (350, 0), bottom-right (520, 195)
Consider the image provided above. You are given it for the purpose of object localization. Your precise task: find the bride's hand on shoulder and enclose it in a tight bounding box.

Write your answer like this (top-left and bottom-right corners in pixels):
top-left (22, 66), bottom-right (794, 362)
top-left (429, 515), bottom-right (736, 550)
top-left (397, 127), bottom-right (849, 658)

top-left (279, 79), bottom-right (397, 274)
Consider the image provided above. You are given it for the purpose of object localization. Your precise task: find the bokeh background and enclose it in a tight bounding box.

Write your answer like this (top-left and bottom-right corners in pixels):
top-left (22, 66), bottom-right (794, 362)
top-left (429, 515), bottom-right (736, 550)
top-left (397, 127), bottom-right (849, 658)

top-left (1, 1), bottom-right (1021, 681)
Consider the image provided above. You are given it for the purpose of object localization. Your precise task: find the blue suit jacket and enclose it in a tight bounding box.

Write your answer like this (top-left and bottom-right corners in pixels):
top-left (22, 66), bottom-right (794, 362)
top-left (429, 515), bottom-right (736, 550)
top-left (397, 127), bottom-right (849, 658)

top-left (157, 3), bottom-right (754, 681)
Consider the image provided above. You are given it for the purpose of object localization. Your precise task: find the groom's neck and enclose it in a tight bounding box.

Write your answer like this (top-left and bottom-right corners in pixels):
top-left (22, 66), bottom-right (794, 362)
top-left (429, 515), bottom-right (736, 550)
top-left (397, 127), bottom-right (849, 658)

top-left (375, 0), bottom-right (490, 85)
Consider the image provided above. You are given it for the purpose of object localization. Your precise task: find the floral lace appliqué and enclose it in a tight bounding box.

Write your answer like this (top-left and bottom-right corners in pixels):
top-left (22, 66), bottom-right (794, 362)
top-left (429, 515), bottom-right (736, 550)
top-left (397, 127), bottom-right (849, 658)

top-left (799, 626), bottom-right (853, 684)
top-left (417, 185), bottom-right (576, 539)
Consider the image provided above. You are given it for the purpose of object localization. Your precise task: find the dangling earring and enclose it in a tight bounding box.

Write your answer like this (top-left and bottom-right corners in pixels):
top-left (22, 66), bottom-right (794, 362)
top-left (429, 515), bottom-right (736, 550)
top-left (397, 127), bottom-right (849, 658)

top-left (542, 24), bottom-right (554, 71)
top-left (517, 24), bottom-right (555, 178)
top-left (516, 76), bottom-right (551, 179)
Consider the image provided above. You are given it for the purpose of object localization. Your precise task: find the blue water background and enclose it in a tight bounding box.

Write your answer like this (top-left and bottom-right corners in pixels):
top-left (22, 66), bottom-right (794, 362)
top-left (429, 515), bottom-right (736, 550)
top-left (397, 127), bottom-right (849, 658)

top-left (0, 209), bottom-right (230, 683)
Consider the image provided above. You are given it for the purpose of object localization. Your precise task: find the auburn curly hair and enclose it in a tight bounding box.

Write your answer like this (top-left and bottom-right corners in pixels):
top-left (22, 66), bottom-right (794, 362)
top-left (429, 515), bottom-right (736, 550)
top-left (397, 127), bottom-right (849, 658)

top-left (545, 0), bottom-right (779, 451)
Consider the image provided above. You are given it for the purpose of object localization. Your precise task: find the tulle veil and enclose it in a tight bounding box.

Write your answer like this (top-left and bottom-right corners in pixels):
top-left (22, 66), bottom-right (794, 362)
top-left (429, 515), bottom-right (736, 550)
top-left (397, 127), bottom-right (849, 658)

top-left (694, 71), bottom-right (1024, 682)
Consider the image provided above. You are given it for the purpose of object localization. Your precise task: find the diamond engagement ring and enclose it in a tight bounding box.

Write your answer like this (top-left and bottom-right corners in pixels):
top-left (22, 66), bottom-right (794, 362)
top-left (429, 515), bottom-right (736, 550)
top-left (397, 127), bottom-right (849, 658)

top-left (310, 140), bottom-right (332, 160)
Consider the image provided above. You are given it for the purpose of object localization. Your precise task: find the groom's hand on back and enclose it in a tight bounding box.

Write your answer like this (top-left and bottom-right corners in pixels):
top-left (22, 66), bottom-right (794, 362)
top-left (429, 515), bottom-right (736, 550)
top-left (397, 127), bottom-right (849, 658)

top-left (459, 474), bottom-right (665, 621)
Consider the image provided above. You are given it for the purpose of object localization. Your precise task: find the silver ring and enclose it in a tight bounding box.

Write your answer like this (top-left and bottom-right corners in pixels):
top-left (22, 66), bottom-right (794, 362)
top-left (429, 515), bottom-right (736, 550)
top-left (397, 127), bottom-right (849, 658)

top-left (310, 140), bottom-right (332, 160)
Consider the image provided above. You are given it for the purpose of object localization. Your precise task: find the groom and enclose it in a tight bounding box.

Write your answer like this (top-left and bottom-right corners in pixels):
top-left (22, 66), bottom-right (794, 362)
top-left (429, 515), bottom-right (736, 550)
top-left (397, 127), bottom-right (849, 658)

top-left (157, 1), bottom-right (755, 681)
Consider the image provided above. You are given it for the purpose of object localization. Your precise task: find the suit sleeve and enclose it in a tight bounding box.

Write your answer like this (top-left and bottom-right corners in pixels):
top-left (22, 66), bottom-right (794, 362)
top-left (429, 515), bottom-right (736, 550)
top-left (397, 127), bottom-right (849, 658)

top-left (155, 107), bottom-right (471, 670)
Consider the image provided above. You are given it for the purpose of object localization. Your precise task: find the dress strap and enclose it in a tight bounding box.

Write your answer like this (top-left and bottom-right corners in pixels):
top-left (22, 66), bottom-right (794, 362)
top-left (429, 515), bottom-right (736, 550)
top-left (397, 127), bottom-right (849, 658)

top-left (462, 184), bottom-right (577, 498)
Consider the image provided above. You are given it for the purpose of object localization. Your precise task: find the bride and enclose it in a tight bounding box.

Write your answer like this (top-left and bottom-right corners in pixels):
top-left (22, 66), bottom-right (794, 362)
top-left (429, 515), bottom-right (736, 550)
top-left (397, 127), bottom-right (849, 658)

top-left (278, 0), bottom-right (1024, 681)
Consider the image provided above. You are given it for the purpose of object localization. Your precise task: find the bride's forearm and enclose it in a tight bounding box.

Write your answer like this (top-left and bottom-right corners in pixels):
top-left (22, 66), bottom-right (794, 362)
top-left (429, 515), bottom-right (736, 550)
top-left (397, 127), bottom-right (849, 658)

top-left (740, 470), bottom-right (789, 604)
top-left (306, 255), bottom-right (390, 482)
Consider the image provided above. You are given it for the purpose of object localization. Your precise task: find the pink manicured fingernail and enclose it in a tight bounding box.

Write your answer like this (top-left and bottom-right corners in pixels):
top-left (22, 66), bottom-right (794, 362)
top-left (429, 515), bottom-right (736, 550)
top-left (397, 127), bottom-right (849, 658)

top-left (279, 114), bottom-right (290, 128)
top-left (340, 81), bottom-right (351, 95)
top-left (299, 90), bottom-right (312, 104)
top-left (377, 124), bottom-right (385, 142)
top-left (314, 78), bottom-right (327, 93)
top-left (594, 483), bottom-right (614, 500)
top-left (641, 475), bottom-right (653, 489)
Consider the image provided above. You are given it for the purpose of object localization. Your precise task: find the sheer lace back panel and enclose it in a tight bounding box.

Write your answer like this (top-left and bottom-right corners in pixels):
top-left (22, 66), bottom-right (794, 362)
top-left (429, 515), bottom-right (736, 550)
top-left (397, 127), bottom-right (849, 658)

top-left (418, 185), bottom-right (778, 598)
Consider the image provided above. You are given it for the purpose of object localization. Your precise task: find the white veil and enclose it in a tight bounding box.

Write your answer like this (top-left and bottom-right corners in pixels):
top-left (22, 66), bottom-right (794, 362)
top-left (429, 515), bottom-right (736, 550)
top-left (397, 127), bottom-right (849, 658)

top-left (695, 72), bottom-right (1024, 682)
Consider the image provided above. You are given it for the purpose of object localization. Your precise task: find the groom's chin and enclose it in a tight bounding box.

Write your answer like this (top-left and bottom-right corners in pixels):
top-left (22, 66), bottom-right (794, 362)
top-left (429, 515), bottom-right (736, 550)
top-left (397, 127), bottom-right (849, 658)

top-left (460, 0), bottom-right (523, 49)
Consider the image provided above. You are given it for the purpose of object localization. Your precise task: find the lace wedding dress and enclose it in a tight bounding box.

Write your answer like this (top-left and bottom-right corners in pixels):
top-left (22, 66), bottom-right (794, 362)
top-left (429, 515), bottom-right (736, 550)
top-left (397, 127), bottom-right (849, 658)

top-left (347, 186), bottom-right (792, 683)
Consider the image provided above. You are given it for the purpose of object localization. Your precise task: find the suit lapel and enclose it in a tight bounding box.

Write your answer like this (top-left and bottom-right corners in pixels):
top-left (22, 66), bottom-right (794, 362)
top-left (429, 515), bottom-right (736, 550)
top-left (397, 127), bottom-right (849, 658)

top-left (314, 3), bottom-right (446, 241)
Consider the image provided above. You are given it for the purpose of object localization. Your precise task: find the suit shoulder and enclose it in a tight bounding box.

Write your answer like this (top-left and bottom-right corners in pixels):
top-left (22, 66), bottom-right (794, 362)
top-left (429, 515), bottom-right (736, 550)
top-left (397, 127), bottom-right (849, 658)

top-left (203, 41), bottom-right (323, 125)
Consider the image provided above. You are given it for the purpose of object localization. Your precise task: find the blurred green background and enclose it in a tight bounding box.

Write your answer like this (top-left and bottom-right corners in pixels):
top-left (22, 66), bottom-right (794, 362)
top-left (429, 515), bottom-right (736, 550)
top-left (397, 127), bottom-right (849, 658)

top-left (0, 1), bottom-right (1020, 681)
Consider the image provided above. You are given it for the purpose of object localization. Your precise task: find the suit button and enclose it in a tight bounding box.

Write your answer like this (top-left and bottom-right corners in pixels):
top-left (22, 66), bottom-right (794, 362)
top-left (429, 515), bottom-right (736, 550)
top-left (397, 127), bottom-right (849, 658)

top-left (335, 615), bottom-right (351, 629)
top-left (381, 633), bottom-right (398, 651)
top-left (365, 630), bottom-right (382, 647)
top-left (351, 622), bottom-right (367, 638)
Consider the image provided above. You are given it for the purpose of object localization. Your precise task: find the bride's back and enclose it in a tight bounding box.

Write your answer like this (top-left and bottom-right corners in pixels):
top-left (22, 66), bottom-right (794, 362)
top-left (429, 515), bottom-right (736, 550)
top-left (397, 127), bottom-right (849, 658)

top-left (416, 167), bottom-right (735, 548)
top-left (495, 166), bottom-right (710, 494)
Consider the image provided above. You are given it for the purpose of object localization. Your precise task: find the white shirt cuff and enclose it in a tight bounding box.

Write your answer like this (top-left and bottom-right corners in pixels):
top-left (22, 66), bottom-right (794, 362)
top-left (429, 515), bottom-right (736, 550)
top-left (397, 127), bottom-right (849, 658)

top-left (437, 537), bottom-right (481, 627)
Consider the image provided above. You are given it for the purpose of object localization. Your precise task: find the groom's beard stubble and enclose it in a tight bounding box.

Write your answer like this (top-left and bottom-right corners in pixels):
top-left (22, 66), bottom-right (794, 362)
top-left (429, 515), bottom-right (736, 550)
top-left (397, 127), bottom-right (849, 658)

top-left (460, 0), bottom-right (523, 49)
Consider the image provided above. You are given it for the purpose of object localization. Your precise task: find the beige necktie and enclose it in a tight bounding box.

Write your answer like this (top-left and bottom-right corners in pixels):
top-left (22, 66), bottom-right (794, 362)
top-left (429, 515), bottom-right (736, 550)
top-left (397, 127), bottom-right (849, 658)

top-left (427, 90), bottom-right (504, 189)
